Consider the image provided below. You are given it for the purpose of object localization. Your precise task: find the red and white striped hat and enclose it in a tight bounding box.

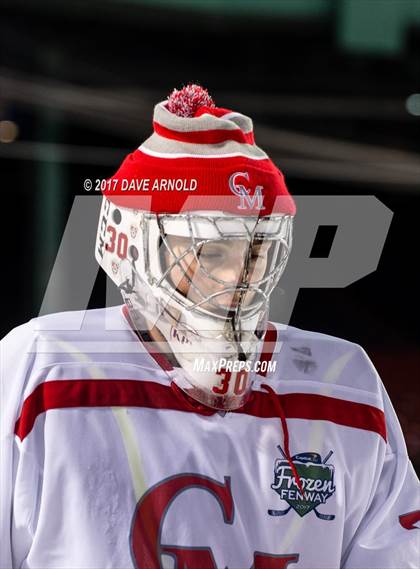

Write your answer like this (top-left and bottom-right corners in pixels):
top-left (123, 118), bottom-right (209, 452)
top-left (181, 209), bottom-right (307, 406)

top-left (103, 84), bottom-right (295, 216)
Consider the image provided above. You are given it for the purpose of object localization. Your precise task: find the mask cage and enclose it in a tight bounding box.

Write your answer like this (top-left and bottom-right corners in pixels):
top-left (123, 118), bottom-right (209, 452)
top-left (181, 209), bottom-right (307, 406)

top-left (143, 212), bottom-right (293, 322)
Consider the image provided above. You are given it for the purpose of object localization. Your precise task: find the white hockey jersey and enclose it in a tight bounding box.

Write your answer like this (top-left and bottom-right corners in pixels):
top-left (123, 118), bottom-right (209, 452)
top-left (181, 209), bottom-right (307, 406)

top-left (1, 305), bottom-right (419, 569)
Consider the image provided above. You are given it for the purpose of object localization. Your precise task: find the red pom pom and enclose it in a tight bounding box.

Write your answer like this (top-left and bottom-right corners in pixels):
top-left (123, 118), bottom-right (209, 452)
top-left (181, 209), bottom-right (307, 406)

top-left (167, 84), bottom-right (215, 118)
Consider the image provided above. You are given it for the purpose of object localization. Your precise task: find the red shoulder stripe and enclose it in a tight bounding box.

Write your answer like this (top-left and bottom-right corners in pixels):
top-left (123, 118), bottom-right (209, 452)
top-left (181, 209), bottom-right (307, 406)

top-left (15, 379), bottom-right (386, 442)
top-left (244, 391), bottom-right (387, 442)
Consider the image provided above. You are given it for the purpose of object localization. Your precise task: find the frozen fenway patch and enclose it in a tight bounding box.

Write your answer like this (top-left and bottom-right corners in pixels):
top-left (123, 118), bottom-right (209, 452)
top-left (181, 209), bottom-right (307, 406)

top-left (269, 448), bottom-right (336, 520)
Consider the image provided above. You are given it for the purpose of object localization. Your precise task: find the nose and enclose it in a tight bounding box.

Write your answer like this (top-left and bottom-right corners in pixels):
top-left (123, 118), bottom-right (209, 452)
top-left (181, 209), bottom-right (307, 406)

top-left (214, 258), bottom-right (246, 285)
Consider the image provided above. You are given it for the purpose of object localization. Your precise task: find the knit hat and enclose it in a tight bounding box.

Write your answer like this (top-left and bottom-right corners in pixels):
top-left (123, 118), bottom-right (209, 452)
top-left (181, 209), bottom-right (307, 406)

top-left (102, 84), bottom-right (295, 216)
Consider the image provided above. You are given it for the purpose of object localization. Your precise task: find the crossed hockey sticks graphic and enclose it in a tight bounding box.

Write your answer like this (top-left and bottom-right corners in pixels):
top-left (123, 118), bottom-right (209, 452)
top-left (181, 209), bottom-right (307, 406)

top-left (268, 446), bottom-right (335, 521)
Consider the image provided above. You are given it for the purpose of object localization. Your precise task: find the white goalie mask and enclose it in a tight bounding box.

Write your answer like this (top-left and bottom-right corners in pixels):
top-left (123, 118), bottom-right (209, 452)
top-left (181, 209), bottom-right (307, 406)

top-left (96, 196), bottom-right (293, 410)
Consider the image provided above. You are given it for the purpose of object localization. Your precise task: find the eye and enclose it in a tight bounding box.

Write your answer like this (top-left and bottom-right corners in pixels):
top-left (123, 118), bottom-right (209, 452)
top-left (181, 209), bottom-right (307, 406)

top-left (197, 244), bottom-right (225, 259)
top-left (199, 251), bottom-right (222, 259)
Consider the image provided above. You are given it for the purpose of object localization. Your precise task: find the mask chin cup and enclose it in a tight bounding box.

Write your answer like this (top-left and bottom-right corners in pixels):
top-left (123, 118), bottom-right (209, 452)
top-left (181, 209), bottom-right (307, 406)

top-left (122, 276), bottom-right (266, 411)
top-left (170, 359), bottom-right (257, 411)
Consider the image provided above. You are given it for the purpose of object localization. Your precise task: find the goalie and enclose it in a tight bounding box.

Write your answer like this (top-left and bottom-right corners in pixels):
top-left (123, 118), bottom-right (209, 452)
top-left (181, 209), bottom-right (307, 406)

top-left (1, 85), bottom-right (418, 568)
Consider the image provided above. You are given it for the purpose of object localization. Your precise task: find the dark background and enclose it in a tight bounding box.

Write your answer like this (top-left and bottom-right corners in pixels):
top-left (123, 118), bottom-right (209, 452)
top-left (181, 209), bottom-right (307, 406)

top-left (1, 0), bottom-right (419, 470)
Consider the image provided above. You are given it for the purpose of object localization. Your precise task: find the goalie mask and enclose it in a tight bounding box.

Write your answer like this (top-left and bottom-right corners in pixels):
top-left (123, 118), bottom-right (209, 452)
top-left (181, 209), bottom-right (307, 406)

top-left (95, 85), bottom-right (295, 411)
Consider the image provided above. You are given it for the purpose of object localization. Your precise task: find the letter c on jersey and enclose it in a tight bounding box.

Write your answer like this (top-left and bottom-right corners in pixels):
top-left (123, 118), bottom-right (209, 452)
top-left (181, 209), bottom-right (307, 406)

top-left (130, 473), bottom-right (299, 568)
top-left (130, 474), bottom-right (233, 569)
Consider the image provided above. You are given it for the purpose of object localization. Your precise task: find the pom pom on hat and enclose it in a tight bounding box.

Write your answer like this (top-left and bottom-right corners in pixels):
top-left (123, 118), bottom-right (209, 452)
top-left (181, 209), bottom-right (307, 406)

top-left (167, 84), bottom-right (215, 118)
top-left (103, 83), bottom-right (296, 217)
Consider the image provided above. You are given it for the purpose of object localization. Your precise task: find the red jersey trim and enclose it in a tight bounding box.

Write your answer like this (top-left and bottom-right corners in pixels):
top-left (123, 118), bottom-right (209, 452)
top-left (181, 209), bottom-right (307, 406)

top-left (121, 305), bottom-right (277, 377)
top-left (15, 379), bottom-right (387, 443)
top-left (121, 305), bottom-right (173, 372)
top-left (153, 121), bottom-right (255, 145)
top-left (399, 510), bottom-right (420, 530)
top-left (258, 322), bottom-right (277, 378)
